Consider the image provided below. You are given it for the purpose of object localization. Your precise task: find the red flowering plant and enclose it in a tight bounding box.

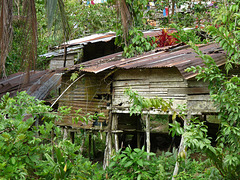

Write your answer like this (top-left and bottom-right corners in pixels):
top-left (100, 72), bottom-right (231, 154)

top-left (153, 29), bottom-right (179, 47)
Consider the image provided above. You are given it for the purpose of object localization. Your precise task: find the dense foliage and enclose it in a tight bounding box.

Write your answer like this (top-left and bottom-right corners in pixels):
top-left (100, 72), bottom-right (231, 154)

top-left (170, 1), bottom-right (240, 179)
top-left (0, 92), bottom-right (104, 179)
top-left (0, 92), bottom-right (220, 179)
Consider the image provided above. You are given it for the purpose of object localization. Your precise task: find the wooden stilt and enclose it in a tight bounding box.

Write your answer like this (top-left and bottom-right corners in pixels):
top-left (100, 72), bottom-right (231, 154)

top-left (63, 127), bottom-right (68, 140)
top-left (103, 113), bottom-right (113, 169)
top-left (93, 133), bottom-right (96, 158)
top-left (137, 117), bottom-right (141, 148)
top-left (70, 131), bottom-right (75, 144)
top-left (112, 114), bottom-right (119, 152)
top-left (80, 131), bottom-right (85, 154)
top-left (88, 134), bottom-right (92, 159)
top-left (145, 114), bottom-right (150, 160)
top-left (137, 133), bottom-right (141, 149)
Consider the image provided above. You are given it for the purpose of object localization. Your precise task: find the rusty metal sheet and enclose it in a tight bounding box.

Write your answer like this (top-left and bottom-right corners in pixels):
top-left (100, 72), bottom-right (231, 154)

top-left (40, 29), bottom-right (176, 58)
top-left (66, 43), bottom-right (225, 80)
top-left (0, 70), bottom-right (61, 100)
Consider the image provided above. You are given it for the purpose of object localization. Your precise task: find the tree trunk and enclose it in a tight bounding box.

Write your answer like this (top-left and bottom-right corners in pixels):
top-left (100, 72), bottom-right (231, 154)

top-left (171, 0), bottom-right (175, 20)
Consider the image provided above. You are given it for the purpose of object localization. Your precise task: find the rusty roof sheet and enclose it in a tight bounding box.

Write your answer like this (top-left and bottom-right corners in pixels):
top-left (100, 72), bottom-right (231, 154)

top-left (67, 43), bottom-right (225, 79)
top-left (40, 29), bottom-right (177, 58)
top-left (0, 70), bottom-right (61, 100)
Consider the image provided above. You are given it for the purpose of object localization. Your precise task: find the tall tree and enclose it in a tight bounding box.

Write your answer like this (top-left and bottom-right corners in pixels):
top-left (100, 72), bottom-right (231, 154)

top-left (0, 0), bottom-right (69, 81)
top-left (0, 0), bottom-right (13, 78)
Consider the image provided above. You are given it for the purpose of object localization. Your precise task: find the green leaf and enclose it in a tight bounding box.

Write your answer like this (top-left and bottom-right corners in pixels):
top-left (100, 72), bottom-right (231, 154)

top-left (137, 159), bottom-right (143, 167)
top-left (1, 133), bottom-right (10, 141)
top-left (124, 160), bottom-right (133, 168)
top-left (11, 157), bottom-right (16, 165)
top-left (172, 112), bottom-right (177, 121)
top-left (16, 134), bottom-right (25, 142)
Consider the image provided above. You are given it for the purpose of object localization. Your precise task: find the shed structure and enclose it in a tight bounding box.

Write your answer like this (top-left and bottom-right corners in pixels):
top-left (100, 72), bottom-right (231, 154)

top-left (57, 43), bottom-right (226, 165)
top-left (40, 29), bottom-right (170, 70)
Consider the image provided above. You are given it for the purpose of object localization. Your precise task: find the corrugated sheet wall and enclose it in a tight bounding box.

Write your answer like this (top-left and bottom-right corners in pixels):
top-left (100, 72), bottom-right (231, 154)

top-left (57, 72), bottom-right (111, 129)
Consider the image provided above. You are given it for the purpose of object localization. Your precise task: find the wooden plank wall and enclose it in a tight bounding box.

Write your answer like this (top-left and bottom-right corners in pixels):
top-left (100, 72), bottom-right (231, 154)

top-left (186, 65), bottom-right (240, 114)
top-left (49, 54), bottom-right (75, 70)
top-left (57, 72), bottom-right (112, 129)
top-left (112, 68), bottom-right (188, 113)
top-left (112, 68), bottom-right (218, 114)
top-left (187, 78), bottom-right (216, 114)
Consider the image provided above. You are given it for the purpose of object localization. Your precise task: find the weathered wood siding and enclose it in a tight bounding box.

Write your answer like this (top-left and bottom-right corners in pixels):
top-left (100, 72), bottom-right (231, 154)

top-left (57, 72), bottom-right (111, 128)
top-left (49, 54), bottom-right (75, 70)
top-left (112, 68), bottom-right (188, 113)
top-left (187, 79), bottom-right (216, 114)
top-left (112, 68), bottom-right (216, 114)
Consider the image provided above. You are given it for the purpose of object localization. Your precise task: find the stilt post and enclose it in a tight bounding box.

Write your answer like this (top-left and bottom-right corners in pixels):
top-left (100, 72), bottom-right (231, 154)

top-left (145, 114), bottom-right (150, 160)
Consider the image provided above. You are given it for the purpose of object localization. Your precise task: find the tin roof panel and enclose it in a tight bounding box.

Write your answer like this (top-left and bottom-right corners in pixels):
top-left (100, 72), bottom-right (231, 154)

top-left (66, 43), bottom-right (226, 79)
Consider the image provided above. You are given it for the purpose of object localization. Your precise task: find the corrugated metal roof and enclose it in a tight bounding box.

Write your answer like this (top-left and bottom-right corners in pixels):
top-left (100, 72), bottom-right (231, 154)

top-left (66, 43), bottom-right (225, 79)
top-left (40, 32), bottom-right (116, 58)
top-left (39, 29), bottom-right (177, 58)
top-left (0, 70), bottom-right (61, 100)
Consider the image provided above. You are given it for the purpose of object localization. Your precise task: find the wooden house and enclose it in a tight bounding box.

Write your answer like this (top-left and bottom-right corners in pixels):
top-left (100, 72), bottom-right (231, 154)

top-left (57, 43), bottom-right (226, 166)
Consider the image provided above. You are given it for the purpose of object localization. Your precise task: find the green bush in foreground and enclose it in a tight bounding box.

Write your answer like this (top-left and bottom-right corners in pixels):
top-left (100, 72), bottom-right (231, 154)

top-left (0, 91), bottom-right (103, 179)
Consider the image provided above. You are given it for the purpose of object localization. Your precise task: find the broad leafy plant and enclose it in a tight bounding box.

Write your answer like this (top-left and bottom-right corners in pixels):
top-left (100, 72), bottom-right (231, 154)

top-left (169, 1), bottom-right (240, 178)
top-left (0, 91), bottom-right (57, 179)
top-left (107, 146), bottom-right (156, 180)
top-left (0, 91), bottom-right (104, 179)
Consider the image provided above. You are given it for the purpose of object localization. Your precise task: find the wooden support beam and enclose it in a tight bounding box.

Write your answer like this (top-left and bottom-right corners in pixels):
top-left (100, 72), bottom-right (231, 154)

top-left (137, 116), bottom-right (141, 148)
top-left (112, 114), bottom-right (119, 152)
top-left (88, 134), bottom-right (92, 159)
top-left (63, 127), bottom-right (68, 140)
top-left (103, 113), bottom-right (113, 169)
top-left (93, 134), bottom-right (96, 158)
top-left (137, 133), bottom-right (141, 149)
top-left (80, 133), bottom-right (85, 154)
top-left (145, 114), bottom-right (150, 159)
top-left (70, 131), bottom-right (75, 144)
